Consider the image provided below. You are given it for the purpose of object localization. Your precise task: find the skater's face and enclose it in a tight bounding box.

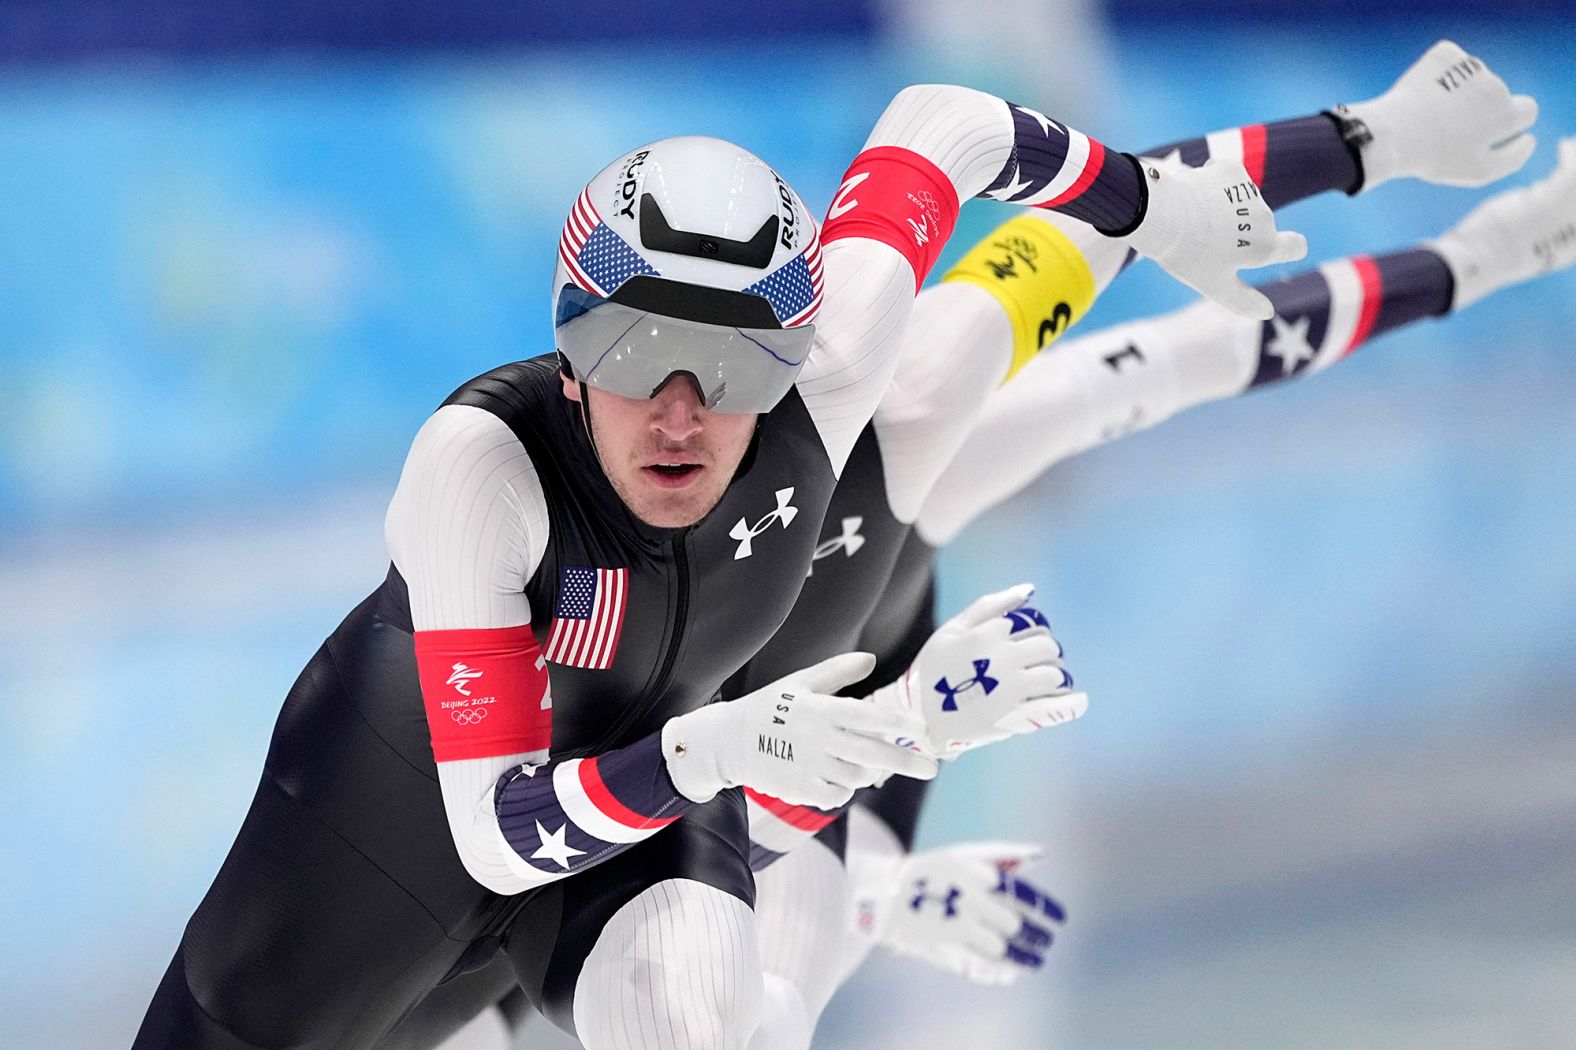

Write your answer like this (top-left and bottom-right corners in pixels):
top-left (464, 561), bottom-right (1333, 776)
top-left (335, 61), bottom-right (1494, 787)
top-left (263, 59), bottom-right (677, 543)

top-left (563, 372), bottom-right (757, 528)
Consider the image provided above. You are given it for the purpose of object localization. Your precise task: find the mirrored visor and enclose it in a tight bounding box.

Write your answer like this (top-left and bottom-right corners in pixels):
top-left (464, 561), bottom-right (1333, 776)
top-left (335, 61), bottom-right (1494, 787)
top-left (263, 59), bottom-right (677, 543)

top-left (555, 287), bottom-right (814, 414)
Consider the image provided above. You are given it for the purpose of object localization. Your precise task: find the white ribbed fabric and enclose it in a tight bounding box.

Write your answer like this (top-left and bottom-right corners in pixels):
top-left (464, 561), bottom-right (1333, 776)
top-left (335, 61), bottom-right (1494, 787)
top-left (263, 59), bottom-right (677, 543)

top-left (795, 238), bottom-right (920, 477)
top-left (872, 281), bottom-right (1013, 523)
top-left (873, 206), bottom-right (1133, 522)
top-left (573, 879), bottom-right (763, 1050)
top-left (434, 754), bottom-right (545, 895)
top-left (386, 403), bottom-right (554, 894)
top-left (752, 838), bottom-right (854, 1043)
top-left (915, 299), bottom-right (1257, 547)
top-left (385, 404), bottom-right (548, 632)
top-left (796, 85), bottom-right (1023, 477)
top-left (863, 84), bottom-right (1015, 198)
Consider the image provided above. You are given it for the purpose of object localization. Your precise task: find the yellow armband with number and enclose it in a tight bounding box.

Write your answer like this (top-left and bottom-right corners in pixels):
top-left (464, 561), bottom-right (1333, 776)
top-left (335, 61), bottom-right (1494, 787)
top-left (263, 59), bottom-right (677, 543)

top-left (942, 214), bottom-right (1098, 382)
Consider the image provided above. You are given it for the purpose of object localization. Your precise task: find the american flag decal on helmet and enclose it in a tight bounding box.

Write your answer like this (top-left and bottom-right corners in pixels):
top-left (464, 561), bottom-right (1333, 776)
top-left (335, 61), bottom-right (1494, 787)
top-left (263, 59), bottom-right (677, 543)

top-left (558, 188), bottom-right (657, 298)
top-left (744, 233), bottom-right (823, 327)
top-left (544, 565), bottom-right (629, 670)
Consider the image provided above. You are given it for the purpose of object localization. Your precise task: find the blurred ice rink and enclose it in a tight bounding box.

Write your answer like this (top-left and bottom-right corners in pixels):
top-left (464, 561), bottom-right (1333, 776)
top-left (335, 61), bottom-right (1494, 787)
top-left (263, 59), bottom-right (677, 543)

top-left (3, 3), bottom-right (1574, 1048)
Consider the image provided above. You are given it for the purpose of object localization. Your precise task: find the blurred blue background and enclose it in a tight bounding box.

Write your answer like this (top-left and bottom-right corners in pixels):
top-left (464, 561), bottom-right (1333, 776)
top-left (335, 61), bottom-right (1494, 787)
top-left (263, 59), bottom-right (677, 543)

top-left (3, 3), bottom-right (1575, 1048)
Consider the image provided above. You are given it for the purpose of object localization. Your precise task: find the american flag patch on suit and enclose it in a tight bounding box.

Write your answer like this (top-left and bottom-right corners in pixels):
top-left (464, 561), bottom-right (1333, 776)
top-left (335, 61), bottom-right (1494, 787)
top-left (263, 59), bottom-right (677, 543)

top-left (544, 565), bottom-right (629, 670)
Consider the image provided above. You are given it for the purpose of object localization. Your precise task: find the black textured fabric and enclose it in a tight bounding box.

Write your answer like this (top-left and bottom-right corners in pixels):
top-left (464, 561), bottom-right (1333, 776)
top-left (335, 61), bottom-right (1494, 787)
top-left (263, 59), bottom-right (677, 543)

top-left (137, 353), bottom-right (846, 1046)
top-left (133, 597), bottom-right (517, 1049)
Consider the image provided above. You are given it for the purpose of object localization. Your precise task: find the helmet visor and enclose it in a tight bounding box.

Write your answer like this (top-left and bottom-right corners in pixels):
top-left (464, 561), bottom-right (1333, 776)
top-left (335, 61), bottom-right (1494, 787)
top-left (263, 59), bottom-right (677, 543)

top-left (555, 286), bottom-right (814, 414)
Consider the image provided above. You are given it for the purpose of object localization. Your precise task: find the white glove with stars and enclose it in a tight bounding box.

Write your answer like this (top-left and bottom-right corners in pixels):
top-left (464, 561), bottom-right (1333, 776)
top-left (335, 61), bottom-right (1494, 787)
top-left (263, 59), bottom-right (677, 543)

top-left (1430, 135), bottom-right (1576, 309)
top-left (874, 584), bottom-right (1087, 759)
top-left (858, 841), bottom-right (1066, 986)
top-left (1125, 155), bottom-right (1308, 321)
top-left (663, 652), bottom-right (938, 810)
top-left (1334, 39), bottom-right (1538, 191)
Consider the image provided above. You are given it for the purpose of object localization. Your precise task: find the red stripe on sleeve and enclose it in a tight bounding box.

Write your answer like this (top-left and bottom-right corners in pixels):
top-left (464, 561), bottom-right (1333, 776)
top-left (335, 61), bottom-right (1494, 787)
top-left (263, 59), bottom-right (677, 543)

top-left (414, 625), bottom-right (553, 762)
top-left (580, 756), bottom-right (681, 831)
top-left (1241, 124), bottom-right (1267, 188)
top-left (744, 787), bottom-right (838, 832)
top-left (1346, 254), bottom-right (1383, 355)
top-left (1041, 136), bottom-right (1107, 209)
top-left (820, 145), bottom-right (961, 290)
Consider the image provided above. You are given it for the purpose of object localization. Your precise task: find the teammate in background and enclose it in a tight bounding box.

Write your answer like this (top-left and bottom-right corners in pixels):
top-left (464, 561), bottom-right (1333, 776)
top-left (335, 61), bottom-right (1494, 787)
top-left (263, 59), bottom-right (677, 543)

top-left (814, 131), bottom-right (1576, 1044)
top-left (732, 40), bottom-right (1541, 1048)
top-left (135, 81), bottom-right (1302, 1050)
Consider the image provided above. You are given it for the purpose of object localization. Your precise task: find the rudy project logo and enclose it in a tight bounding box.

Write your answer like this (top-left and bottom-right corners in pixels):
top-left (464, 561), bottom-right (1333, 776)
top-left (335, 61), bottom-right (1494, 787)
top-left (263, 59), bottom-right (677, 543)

top-left (934, 658), bottom-right (999, 712)
top-left (730, 487), bottom-right (798, 559)
top-left (447, 662), bottom-right (484, 697)
top-left (809, 516), bottom-right (864, 575)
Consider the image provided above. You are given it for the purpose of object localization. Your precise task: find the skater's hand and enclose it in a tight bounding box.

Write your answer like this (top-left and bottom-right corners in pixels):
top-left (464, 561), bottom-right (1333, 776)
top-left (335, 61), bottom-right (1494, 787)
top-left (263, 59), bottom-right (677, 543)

top-left (1335, 39), bottom-right (1538, 191)
top-left (1125, 155), bottom-right (1308, 320)
top-left (865, 841), bottom-right (1065, 985)
top-left (662, 653), bottom-right (938, 809)
top-left (874, 584), bottom-right (1086, 758)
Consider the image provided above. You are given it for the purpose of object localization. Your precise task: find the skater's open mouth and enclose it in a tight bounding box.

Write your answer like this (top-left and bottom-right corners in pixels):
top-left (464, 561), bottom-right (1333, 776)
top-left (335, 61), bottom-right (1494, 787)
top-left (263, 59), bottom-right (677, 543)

top-left (641, 463), bottom-right (703, 487)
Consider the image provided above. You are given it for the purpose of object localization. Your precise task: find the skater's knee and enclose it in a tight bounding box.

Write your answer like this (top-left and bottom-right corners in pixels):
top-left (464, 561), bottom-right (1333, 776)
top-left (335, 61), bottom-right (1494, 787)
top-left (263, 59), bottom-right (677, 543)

top-left (573, 879), bottom-right (763, 1050)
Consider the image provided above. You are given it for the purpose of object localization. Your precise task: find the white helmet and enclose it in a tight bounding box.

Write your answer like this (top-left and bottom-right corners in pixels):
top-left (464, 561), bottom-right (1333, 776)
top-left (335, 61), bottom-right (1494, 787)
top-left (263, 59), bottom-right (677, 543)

top-left (552, 135), bottom-right (823, 413)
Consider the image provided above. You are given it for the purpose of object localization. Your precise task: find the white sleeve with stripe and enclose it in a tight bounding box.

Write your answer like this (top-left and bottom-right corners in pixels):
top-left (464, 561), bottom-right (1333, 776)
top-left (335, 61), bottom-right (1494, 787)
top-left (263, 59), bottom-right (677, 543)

top-left (795, 85), bottom-right (1020, 476)
top-left (871, 208), bottom-right (1131, 523)
top-left (385, 403), bottom-right (557, 894)
top-left (913, 255), bottom-right (1378, 546)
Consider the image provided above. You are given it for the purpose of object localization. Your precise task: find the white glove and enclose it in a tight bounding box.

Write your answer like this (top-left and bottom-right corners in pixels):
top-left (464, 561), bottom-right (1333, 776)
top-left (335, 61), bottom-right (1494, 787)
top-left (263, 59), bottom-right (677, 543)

top-left (1334, 40), bottom-right (1538, 192)
top-left (1429, 136), bottom-right (1576, 310)
top-left (875, 584), bottom-right (1087, 759)
top-left (1125, 155), bottom-right (1308, 320)
top-left (662, 652), bottom-right (939, 809)
top-left (865, 841), bottom-right (1066, 986)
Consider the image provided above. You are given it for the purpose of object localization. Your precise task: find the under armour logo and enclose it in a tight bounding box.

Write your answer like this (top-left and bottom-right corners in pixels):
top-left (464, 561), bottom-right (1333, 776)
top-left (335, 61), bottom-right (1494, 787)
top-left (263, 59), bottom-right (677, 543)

top-left (910, 879), bottom-right (961, 918)
top-left (808, 516), bottom-right (864, 575)
top-left (447, 662), bottom-right (484, 696)
top-left (730, 487), bottom-right (798, 559)
top-left (935, 659), bottom-right (998, 712)
top-left (1004, 607), bottom-right (1049, 634)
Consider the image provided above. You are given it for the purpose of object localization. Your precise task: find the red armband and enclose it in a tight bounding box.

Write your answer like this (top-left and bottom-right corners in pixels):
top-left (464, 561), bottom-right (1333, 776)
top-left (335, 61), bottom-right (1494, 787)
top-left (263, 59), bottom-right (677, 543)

top-left (414, 625), bottom-right (552, 761)
top-left (820, 146), bottom-right (961, 290)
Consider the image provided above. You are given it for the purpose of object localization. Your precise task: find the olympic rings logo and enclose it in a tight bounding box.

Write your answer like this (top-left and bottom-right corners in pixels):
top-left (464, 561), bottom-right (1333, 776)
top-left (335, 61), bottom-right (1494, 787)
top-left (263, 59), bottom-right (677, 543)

top-left (451, 707), bottom-right (489, 726)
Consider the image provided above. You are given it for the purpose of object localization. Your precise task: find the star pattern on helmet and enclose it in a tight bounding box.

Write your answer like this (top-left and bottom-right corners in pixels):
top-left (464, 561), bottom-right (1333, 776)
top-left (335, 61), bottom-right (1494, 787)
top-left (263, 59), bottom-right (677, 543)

top-left (744, 255), bottom-right (819, 327)
top-left (576, 225), bottom-right (658, 296)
